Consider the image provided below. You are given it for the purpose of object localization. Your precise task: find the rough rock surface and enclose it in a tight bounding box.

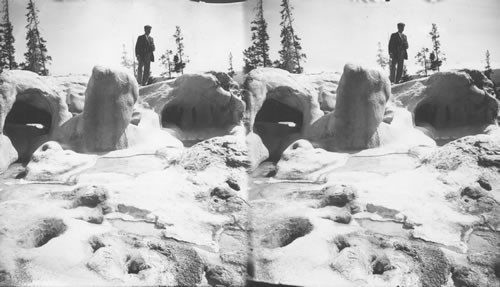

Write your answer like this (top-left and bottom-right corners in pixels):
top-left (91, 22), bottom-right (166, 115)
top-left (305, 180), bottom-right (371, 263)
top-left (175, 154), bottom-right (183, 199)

top-left (275, 139), bottom-right (348, 181)
top-left (0, 135), bottom-right (248, 286)
top-left (206, 71), bottom-right (241, 97)
top-left (53, 66), bottom-right (139, 153)
top-left (0, 70), bottom-right (72, 162)
top-left (24, 141), bottom-right (97, 183)
top-left (249, 130), bottom-right (499, 285)
top-left (392, 69), bottom-right (499, 142)
top-left (47, 74), bottom-right (89, 114)
top-left (425, 134), bottom-right (500, 172)
top-left (139, 72), bottom-right (245, 144)
top-left (173, 135), bottom-right (250, 172)
top-left (295, 72), bottom-right (341, 112)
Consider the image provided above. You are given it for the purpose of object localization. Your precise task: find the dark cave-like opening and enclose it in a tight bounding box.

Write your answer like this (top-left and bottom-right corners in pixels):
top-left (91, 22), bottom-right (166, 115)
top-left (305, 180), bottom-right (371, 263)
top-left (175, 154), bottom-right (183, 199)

top-left (5, 101), bottom-right (52, 131)
top-left (254, 98), bottom-right (303, 161)
top-left (160, 100), bottom-right (239, 146)
top-left (414, 102), bottom-right (437, 128)
top-left (161, 104), bottom-right (210, 130)
top-left (414, 99), bottom-right (488, 130)
top-left (255, 98), bottom-right (303, 130)
top-left (161, 101), bottom-right (236, 131)
top-left (161, 104), bottom-right (184, 128)
top-left (3, 100), bottom-right (52, 162)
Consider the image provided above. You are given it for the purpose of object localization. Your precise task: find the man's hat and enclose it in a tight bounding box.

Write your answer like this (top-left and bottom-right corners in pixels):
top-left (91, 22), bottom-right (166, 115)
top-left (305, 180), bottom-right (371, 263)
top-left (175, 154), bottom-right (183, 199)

top-left (144, 25), bottom-right (152, 29)
top-left (397, 22), bottom-right (405, 27)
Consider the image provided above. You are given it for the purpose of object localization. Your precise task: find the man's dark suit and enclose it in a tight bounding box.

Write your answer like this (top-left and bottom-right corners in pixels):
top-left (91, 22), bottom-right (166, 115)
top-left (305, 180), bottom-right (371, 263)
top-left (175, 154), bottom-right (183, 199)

top-left (135, 34), bottom-right (155, 85)
top-left (388, 32), bottom-right (408, 83)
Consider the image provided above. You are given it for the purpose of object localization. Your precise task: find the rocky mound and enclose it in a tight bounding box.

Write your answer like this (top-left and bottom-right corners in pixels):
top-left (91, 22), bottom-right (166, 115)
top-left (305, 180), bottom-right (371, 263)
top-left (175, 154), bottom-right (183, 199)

top-left (425, 133), bottom-right (500, 172)
top-left (245, 66), bottom-right (433, 164)
top-left (53, 66), bottom-right (180, 153)
top-left (139, 72), bottom-right (245, 145)
top-left (242, 68), bottom-right (324, 160)
top-left (307, 64), bottom-right (391, 151)
top-left (0, 135), bottom-right (249, 286)
top-left (243, 68), bottom-right (323, 134)
top-left (393, 69), bottom-right (499, 142)
top-left (0, 70), bottom-right (72, 165)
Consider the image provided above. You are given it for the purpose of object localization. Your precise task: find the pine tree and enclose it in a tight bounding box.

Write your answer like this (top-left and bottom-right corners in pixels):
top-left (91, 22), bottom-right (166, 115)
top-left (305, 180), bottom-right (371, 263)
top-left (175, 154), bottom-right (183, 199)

top-left (160, 49), bottom-right (174, 78)
top-left (485, 50), bottom-right (492, 79)
top-left (415, 47), bottom-right (429, 76)
top-left (228, 52), bottom-right (235, 78)
top-left (242, 0), bottom-right (271, 73)
top-left (173, 26), bottom-right (188, 75)
top-left (0, 0), bottom-right (18, 70)
top-left (429, 23), bottom-right (445, 72)
top-left (22, 0), bottom-right (51, 75)
top-left (277, 0), bottom-right (306, 74)
top-left (242, 46), bottom-right (258, 73)
top-left (376, 42), bottom-right (389, 71)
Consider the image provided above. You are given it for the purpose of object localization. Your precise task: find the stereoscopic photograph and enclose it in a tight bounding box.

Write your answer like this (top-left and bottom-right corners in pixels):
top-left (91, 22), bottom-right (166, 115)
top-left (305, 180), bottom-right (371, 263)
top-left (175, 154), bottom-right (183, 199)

top-left (0, 0), bottom-right (499, 286)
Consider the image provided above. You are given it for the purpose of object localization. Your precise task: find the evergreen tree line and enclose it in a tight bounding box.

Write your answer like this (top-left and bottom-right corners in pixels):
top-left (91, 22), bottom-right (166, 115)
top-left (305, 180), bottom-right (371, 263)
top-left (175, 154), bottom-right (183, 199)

top-left (0, 0), bottom-right (51, 75)
top-left (121, 25), bottom-right (188, 80)
top-left (243, 0), bottom-right (306, 74)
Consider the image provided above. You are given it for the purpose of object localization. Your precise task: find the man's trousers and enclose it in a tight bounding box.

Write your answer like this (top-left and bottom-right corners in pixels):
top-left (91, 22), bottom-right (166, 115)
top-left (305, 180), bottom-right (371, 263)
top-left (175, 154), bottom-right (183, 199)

top-left (390, 57), bottom-right (405, 84)
top-left (137, 56), bottom-right (151, 86)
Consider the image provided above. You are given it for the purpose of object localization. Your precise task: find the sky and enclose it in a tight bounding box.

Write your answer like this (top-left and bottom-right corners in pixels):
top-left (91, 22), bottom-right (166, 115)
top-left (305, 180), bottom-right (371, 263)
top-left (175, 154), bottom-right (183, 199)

top-left (4, 0), bottom-right (500, 76)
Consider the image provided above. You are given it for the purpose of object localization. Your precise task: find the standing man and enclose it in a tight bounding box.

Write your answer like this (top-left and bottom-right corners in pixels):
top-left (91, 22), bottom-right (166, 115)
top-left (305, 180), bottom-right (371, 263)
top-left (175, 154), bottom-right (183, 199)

top-left (135, 25), bottom-right (155, 86)
top-left (388, 22), bottom-right (409, 84)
